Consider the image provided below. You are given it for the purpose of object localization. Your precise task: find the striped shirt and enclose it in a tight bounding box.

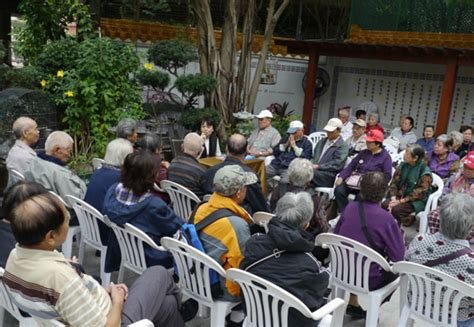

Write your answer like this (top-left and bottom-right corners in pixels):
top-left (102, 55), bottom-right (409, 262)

top-left (167, 153), bottom-right (207, 197)
top-left (4, 245), bottom-right (111, 326)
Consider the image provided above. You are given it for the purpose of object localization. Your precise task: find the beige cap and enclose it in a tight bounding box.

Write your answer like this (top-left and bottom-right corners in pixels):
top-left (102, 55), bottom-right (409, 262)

top-left (255, 110), bottom-right (273, 119)
top-left (323, 118), bottom-right (343, 132)
top-left (354, 119), bottom-right (367, 128)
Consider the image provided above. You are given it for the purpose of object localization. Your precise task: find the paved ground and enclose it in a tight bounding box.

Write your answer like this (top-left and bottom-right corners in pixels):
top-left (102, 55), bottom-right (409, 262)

top-left (0, 222), bottom-right (442, 326)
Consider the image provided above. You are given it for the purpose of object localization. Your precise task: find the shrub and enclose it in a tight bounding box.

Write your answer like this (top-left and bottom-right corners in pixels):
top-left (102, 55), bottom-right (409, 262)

top-left (42, 37), bottom-right (145, 157)
top-left (180, 107), bottom-right (219, 132)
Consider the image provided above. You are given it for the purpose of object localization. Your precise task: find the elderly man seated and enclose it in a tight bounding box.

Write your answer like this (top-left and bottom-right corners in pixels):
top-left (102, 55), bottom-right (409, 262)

top-left (267, 120), bottom-right (313, 185)
top-left (406, 193), bottom-right (474, 327)
top-left (167, 132), bottom-right (207, 197)
top-left (6, 116), bottom-right (39, 174)
top-left (193, 165), bottom-right (256, 301)
top-left (311, 118), bottom-right (349, 188)
top-left (338, 106), bottom-right (353, 140)
top-left (116, 117), bottom-right (138, 145)
top-left (247, 109), bottom-right (281, 159)
top-left (204, 134), bottom-right (269, 214)
top-left (24, 131), bottom-right (86, 201)
top-left (241, 192), bottom-right (330, 327)
top-left (2, 186), bottom-right (185, 326)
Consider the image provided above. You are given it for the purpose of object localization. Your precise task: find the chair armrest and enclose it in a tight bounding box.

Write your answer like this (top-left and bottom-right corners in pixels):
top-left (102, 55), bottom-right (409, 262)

top-left (128, 319), bottom-right (154, 327)
top-left (310, 298), bottom-right (345, 321)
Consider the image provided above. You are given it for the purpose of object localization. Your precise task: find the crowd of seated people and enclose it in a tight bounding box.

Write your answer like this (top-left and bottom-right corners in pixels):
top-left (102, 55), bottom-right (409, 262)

top-left (1, 112), bottom-right (473, 326)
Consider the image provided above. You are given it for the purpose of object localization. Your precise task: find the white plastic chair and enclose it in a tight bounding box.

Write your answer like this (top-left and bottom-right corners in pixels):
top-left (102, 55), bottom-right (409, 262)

top-left (160, 180), bottom-right (200, 221)
top-left (252, 212), bottom-right (274, 233)
top-left (91, 158), bottom-right (105, 171)
top-left (392, 261), bottom-right (474, 327)
top-left (315, 233), bottom-right (400, 327)
top-left (383, 143), bottom-right (399, 163)
top-left (65, 195), bottom-right (111, 287)
top-left (227, 268), bottom-right (346, 327)
top-left (0, 267), bottom-right (38, 326)
top-left (107, 220), bottom-right (167, 283)
top-left (7, 168), bottom-right (25, 182)
top-left (160, 237), bottom-right (240, 327)
top-left (394, 150), bottom-right (405, 167)
top-left (418, 173), bottom-right (444, 234)
top-left (308, 131), bottom-right (327, 154)
top-left (48, 191), bottom-right (81, 259)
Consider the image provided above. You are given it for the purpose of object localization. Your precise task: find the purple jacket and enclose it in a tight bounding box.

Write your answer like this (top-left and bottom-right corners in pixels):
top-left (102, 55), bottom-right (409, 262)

top-left (428, 151), bottom-right (459, 179)
top-left (335, 201), bottom-right (405, 289)
top-left (339, 149), bottom-right (393, 182)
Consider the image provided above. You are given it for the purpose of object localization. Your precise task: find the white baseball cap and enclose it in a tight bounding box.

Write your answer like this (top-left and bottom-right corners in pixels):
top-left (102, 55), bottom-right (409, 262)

top-left (255, 109), bottom-right (273, 119)
top-left (323, 118), bottom-right (343, 132)
top-left (287, 120), bottom-right (304, 133)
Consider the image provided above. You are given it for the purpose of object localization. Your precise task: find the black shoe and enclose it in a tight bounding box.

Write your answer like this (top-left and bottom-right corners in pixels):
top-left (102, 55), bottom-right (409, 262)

top-left (180, 299), bottom-right (199, 322)
top-left (346, 304), bottom-right (366, 320)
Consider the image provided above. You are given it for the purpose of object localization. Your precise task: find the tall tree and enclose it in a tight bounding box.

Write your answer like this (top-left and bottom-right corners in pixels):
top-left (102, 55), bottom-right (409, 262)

top-left (190, 0), bottom-right (289, 136)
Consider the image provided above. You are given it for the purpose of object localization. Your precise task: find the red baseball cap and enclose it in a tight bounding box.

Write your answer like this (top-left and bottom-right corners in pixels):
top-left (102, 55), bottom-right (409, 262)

top-left (462, 151), bottom-right (474, 169)
top-left (365, 129), bottom-right (384, 143)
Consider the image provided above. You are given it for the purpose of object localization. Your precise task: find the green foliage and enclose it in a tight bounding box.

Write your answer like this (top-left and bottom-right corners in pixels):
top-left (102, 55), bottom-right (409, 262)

top-left (272, 114), bottom-right (301, 136)
top-left (180, 107), bottom-right (219, 131)
top-left (34, 37), bottom-right (80, 75)
top-left (175, 74), bottom-right (217, 108)
top-left (42, 37), bottom-right (145, 157)
top-left (1, 66), bottom-right (41, 90)
top-left (136, 68), bottom-right (170, 91)
top-left (148, 40), bottom-right (198, 75)
top-left (15, 0), bottom-right (94, 63)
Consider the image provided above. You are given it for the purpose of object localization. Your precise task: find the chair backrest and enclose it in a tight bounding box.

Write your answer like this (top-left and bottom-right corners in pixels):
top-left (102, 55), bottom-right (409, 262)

top-left (430, 173), bottom-right (443, 210)
top-left (252, 212), bottom-right (274, 233)
top-left (48, 191), bottom-right (72, 209)
top-left (92, 158), bottom-right (105, 171)
top-left (109, 222), bottom-right (165, 275)
top-left (65, 195), bottom-right (106, 249)
top-left (226, 268), bottom-right (342, 327)
top-left (0, 267), bottom-right (24, 321)
top-left (160, 180), bottom-right (200, 221)
top-left (394, 150), bottom-right (405, 166)
top-left (315, 233), bottom-right (392, 293)
top-left (7, 168), bottom-right (25, 182)
top-left (308, 131), bottom-right (327, 153)
top-left (392, 261), bottom-right (474, 326)
top-left (383, 143), bottom-right (399, 162)
top-left (160, 236), bottom-right (226, 305)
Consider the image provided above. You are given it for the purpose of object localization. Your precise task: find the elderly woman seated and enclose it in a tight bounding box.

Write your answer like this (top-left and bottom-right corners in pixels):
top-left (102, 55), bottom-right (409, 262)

top-left (271, 158), bottom-right (328, 231)
top-left (384, 144), bottom-right (433, 226)
top-left (334, 129), bottom-right (392, 212)
top-left (102, 151), bottom-right (184, 274)
top-left (135, 133), bottom-right (170, 202)
top-left (85, 138), bottom-right (134, 212)
top-left (427, 134), bottom-right (460, 181)
top-left (428, 150), bottom-right (474, 241)
top-left (242, 192), bottom-right (330, 327)
top-left (406, 193), bottom-right (474, 327)
top-left (335, 171), bottom-right (405, 318)
top-left (365, 113), bottom-right (384, 135)
top-left (116, 117), bottom-right (138, 145)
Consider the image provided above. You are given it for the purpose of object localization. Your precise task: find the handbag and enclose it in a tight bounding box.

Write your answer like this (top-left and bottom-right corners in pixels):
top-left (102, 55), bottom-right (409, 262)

top-left (314, 195), bottom-right (338, 223)
top-left (346, 172), bottom-right (363, 190)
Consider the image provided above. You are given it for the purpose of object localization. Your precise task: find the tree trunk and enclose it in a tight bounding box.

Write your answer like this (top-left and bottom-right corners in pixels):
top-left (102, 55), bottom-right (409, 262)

top-left (246, 0), bottom-right (290, 113)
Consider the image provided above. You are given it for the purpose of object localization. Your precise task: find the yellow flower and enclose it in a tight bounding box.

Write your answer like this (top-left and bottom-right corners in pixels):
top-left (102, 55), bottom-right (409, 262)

top-left (40, 79), bottom-right (47, 87)
top-left (144, 63), bottom-right (153, 71)
top-left (65, 91), bottom-right (74, 97)
top-left (57, 70), bottom-right (65, 77)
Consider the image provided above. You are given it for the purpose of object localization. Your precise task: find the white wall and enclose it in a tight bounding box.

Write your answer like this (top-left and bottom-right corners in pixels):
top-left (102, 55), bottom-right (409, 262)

top-left (315, 57), bottom-right (474, 137)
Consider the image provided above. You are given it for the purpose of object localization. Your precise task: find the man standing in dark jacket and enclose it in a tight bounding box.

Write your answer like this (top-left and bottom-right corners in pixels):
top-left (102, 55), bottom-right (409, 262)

top-left (241, 192), bottom-right (329, 326)
top-left (203, 134), bottom-right (269, 214)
